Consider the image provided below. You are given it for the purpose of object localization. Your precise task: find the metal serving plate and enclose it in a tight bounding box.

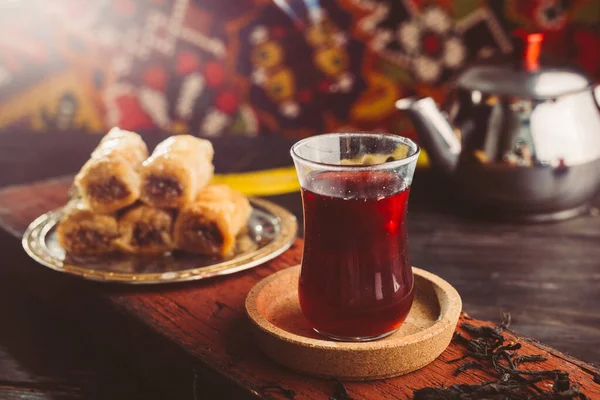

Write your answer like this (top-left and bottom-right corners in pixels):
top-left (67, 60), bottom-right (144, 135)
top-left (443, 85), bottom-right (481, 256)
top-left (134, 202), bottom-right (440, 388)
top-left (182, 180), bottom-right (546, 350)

top-left (22, 198), bottom-right (297, 284)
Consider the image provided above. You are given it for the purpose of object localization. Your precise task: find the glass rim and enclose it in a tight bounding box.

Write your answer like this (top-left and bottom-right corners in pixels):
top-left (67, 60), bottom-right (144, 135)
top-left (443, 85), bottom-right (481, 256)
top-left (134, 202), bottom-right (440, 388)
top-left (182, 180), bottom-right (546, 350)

top-left (290, 132), bottom-right (420, 171)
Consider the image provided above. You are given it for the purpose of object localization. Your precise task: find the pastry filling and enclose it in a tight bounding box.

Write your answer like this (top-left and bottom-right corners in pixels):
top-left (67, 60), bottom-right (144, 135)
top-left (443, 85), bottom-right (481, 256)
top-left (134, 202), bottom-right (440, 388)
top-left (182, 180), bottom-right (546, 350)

top-left (71, 228), bottom-right (114, 251)
top-left (183, 219), bottom-right (224, 255)
top-left (146, 175), bottom-right (183, 200)
top-left (132, 222), bottom-right (166, 246)
top-left (88, 177), bottom-right (129, 202)
top-left (195, 222), bottom-right (224, 254)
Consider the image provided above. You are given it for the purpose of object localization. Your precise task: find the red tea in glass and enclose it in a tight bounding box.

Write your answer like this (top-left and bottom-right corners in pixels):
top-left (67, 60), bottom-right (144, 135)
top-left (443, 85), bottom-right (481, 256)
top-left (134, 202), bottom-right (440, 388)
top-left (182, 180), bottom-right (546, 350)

top-left (292, 133), bottom-right (420, 341)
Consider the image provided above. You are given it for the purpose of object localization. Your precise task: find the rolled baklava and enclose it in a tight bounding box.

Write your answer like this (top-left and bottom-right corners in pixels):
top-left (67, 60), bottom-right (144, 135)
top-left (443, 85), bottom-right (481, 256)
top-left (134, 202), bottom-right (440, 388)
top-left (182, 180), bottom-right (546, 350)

top-left (140, 135), bottom-right (214, 209)
top-left (75, 127), bottom-right (148, 213)
top-left (56, 202), bottom-right (120, 255)
top-left (173, 184), bottom-right (252, 256)
top-left (116, 204), bottom-right (174, 254)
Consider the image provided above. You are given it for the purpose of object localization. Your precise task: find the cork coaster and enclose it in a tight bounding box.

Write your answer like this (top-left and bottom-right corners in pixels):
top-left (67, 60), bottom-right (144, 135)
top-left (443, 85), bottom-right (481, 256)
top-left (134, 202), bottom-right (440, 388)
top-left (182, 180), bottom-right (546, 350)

top-left (245, 266), bottom-right (462, 381)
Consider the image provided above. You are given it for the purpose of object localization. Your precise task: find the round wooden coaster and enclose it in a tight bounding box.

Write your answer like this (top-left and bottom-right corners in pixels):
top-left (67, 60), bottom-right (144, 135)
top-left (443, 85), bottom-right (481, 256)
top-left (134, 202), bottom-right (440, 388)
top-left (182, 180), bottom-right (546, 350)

top-left (245, 266), bottom-right (462, 381)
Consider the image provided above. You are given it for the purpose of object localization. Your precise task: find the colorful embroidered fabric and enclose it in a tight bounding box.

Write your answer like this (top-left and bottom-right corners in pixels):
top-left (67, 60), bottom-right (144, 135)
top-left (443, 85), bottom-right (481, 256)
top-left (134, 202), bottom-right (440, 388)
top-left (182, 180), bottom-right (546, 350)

top-left (0, 0), bottom-right (598, 141)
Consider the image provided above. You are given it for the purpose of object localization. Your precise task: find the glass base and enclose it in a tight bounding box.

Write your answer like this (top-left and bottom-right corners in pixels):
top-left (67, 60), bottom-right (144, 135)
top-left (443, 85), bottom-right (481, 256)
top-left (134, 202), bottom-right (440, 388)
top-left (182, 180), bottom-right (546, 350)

top-left (313, 328), bottom-right (397, 342)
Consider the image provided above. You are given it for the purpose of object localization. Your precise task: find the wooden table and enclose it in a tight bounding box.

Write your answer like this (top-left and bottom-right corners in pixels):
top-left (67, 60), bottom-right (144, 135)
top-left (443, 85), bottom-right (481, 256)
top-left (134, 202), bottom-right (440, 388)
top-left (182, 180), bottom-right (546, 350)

top-left (1, 175), bottom-right (600, 399)
top-left (0, 131), bottom-right (599, 398)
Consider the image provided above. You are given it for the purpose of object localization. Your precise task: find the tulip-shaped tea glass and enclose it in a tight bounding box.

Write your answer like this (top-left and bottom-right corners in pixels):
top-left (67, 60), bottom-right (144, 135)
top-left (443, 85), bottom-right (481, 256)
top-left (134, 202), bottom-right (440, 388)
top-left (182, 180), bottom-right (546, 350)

top-left (291, 133), bottom-right (420, 342)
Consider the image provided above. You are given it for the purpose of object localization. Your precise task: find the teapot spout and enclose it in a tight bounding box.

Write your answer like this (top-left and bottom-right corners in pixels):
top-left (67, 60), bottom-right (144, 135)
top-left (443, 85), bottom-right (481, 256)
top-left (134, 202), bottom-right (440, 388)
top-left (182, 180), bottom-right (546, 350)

top-left (396, 97), bottom-right (461, 174)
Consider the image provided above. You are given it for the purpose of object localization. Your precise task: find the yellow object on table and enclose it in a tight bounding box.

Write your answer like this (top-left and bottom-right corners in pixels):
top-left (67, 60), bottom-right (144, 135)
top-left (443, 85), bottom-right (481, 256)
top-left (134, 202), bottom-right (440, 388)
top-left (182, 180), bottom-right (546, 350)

top-left (214, 150), bottom-right (430, 197)
top-left (213, 167), bottom-right (301, 197)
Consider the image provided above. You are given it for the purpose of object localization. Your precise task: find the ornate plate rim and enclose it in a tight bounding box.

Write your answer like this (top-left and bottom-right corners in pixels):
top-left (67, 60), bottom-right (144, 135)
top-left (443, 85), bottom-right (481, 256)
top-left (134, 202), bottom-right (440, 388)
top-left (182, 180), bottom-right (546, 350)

top-left (22, 198), bottom-right (298, 284)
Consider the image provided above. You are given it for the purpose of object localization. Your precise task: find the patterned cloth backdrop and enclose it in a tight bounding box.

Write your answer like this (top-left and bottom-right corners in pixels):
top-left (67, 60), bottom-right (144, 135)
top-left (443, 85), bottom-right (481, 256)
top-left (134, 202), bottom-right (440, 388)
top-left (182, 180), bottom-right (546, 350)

top-left (0, 0), bottom-right (598, 141)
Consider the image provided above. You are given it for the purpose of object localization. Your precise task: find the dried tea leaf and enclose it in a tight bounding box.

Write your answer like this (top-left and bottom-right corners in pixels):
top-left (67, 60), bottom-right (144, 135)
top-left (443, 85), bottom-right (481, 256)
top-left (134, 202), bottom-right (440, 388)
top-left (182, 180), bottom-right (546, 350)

top-left (454, 361), bottom-right (483, 376)
top-left (414, 313), bottom-right (590, 399)
top-left (260, 383), bottom-right (296, 399)
top-left (513, 354), bottom-right (547, 367)
top-left (330, 380), bottom-right (353, 400)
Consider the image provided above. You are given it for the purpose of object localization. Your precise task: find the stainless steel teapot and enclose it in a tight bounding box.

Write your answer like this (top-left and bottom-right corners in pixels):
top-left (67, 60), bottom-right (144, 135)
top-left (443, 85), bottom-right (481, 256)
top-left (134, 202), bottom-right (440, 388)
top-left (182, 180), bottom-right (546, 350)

top-left (396, 35), bottom-right (600, 221)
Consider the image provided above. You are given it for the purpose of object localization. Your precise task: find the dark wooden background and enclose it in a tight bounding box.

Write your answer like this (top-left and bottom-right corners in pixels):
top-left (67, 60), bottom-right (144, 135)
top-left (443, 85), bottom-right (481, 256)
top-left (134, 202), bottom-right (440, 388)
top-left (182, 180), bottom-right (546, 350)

top-left (0, 130), bottom-right (599, 398)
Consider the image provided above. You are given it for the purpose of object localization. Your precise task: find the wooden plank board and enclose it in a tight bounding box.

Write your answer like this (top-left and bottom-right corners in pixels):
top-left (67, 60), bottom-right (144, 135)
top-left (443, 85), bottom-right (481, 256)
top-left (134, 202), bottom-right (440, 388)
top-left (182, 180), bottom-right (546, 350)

top-left (0, 178), bottom-right (599, 399)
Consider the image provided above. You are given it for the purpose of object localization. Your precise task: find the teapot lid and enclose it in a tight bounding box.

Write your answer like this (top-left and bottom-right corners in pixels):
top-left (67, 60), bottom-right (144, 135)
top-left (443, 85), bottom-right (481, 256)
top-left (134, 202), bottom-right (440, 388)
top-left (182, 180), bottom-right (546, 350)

top-left (456, 33), bottom-right (593, 99)
top-left (456, 65), bottom-right (592, 99)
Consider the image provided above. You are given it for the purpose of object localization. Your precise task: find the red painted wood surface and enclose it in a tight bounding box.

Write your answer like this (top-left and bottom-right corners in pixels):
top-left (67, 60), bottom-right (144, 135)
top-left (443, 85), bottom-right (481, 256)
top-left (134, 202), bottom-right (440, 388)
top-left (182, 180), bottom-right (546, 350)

top-left (0, 177), bottom-right (599, 399)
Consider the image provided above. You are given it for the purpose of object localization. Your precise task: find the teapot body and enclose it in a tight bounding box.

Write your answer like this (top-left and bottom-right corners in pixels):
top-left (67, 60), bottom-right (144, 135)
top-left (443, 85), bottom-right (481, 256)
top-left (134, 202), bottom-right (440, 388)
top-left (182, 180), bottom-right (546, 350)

top-left (443, 87), bottom-right (600, 220)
